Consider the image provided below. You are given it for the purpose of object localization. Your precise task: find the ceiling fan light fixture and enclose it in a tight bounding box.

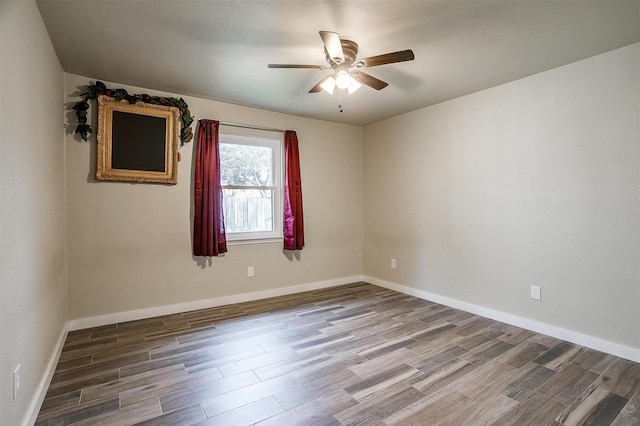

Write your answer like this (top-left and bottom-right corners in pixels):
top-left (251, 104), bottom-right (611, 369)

top-left (320, 76), bottom-right (336, 94)
top-left (335, 70), bottom-right (352, 89)
top-left (347, 78), bottom-right (361, 94)
top-left (271, 31), bottom-right (414, 95)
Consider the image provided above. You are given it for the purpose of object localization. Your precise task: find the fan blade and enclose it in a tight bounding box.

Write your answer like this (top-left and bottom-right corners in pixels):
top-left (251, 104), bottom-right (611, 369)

top-left (353, 72), bottom-right (388, 90)
top-left (319, 31), bottom-right (344, 63)
top-left (360, 49), bottom-right (415, 68)
top-left (308, 75), bottom-right (332, 93)
top-left (268, 64), bottom-right (325, 69)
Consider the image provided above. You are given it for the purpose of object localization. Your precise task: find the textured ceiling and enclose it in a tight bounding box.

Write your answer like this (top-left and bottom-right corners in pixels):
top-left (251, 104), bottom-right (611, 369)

top-left (37, 0), bottom-right (640, 126)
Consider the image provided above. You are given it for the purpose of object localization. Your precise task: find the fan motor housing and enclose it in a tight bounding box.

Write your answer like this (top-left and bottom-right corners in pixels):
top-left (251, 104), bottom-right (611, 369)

top-left (326, 39), bottom-right (359, 65)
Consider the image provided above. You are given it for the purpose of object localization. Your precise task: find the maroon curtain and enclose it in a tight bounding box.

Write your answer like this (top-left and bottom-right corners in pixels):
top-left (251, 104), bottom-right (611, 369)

top-left (193, 120), bottom-right (227, 256)
top-left (283, 130), bottom-right (304, 250)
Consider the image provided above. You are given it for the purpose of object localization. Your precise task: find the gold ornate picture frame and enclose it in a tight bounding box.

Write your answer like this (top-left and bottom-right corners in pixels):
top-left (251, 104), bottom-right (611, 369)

top-left (96, 95), bottom-right (179, 184)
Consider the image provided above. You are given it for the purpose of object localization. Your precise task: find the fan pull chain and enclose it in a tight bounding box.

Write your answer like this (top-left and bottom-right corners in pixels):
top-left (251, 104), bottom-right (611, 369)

top-left (338, 89), bottom-right (344, 113)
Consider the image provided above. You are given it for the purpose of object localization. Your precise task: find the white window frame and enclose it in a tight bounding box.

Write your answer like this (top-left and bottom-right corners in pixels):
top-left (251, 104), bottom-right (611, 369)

top-left (219, 133), bottom-right (283, 244)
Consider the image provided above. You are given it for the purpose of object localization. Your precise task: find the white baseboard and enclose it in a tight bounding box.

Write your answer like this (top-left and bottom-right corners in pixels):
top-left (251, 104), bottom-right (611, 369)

top-left (365, 276), bottom-right (640, 364)
top-left (24, 322), bottom-right (68, 426)
top-left (68, 275), bottom-right (365, 331)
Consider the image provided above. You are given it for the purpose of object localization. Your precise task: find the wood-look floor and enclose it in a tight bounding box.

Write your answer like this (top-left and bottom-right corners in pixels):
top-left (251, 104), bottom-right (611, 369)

top-left (36, 283), bottom-right (640, 426)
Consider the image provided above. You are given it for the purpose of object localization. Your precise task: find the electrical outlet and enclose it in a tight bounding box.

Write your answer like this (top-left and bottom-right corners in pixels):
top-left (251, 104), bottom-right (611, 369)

top-left (530, 285), bottom-right (541, 300)
top-left (247, 266), bottom-right (254, 277)
top-left (391, 259), bottom-right (397, 269)
top-left (13, 364), bottom-right (20, 399)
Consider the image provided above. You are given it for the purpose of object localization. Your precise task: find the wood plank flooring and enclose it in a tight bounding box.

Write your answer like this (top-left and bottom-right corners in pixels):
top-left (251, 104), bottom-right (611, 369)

top-left (35, 282), bottom-right (640, 425)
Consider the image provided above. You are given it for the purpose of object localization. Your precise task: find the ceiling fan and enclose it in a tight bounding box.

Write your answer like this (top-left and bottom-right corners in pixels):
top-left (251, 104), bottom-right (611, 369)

top-left (268, 31), bottom-right (415, 94)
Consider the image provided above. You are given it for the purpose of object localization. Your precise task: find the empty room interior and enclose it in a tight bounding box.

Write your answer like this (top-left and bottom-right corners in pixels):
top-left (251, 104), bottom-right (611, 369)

top-left (1, 1), bottom-right (639, 425)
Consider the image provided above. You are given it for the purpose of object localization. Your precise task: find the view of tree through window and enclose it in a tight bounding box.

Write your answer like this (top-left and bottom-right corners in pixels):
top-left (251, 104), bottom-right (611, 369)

top-left (220, 139), bottom-right (277, 235)
top-left (220, 143), bottom-right (272, 187)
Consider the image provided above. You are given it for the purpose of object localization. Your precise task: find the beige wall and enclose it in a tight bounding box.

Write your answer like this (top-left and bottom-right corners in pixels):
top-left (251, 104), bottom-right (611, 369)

top-left (1, 6), bottom-right (637, 421)
top-left (64, 73), bottom-right (363, 322)
top-left (363, 43), bottom-right (640, 350)
top-left (0, 1), bottom-right (67, 424)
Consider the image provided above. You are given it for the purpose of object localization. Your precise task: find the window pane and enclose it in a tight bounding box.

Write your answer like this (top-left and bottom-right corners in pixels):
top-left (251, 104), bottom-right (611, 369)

top-left (223, 189), bottom-right (274, 233)
top-left (220, 143), bottom-right (272, 186)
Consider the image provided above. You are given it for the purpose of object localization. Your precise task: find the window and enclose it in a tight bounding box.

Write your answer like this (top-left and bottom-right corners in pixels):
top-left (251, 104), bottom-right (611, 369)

top-left (220, 133), bottom-right (282, 242)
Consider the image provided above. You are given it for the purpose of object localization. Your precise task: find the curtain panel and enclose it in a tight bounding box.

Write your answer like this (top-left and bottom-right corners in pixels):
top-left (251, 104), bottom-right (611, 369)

top-left (193, 119), bottom-right (227, 256)
top-left (283, 130), bottom-right (305, 250)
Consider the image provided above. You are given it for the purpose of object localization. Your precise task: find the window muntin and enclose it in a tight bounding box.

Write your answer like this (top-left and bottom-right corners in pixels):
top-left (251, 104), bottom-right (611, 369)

top-left (219, 133), bottom-right (282, 242)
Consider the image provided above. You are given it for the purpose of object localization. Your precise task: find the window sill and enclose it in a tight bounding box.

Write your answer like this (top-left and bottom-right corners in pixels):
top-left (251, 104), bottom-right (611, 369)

top-left (227, 237), bottom-right (283, 246)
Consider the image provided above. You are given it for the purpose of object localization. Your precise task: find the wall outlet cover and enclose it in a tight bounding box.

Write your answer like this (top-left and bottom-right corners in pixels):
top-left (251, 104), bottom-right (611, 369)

top-left (530, 285), bottom-right (541, 300)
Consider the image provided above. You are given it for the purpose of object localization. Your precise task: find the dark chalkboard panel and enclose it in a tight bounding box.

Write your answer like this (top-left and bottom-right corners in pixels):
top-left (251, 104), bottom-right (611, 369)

top-left (95, 95), bottom-right (179, 184)
top-left (111, 111), bottom-right (166, 172)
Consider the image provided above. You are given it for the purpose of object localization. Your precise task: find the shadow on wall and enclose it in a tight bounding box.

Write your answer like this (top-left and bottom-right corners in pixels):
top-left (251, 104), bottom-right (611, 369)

top-left (283, 250), bottom-right (302, 262)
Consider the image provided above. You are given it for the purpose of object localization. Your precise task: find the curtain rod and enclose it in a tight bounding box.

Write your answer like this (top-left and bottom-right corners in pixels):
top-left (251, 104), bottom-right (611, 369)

top-left (219, 121), bottom-right (286, 133)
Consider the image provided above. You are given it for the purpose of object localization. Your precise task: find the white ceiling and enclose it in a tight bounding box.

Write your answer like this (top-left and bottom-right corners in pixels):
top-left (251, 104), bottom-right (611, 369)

top-left (37, 0), bottom-right (640, 126)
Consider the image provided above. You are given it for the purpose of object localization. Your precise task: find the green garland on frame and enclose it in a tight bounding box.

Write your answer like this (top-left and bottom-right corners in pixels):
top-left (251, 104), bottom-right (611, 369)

top-left (73, 81), bottom-right (194, 145)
